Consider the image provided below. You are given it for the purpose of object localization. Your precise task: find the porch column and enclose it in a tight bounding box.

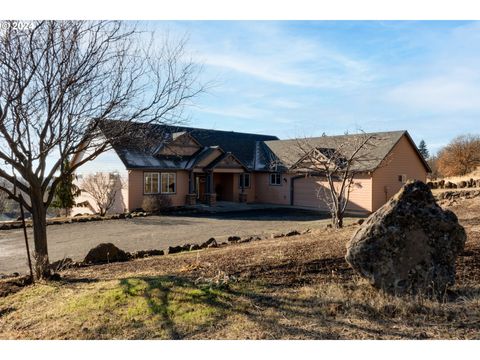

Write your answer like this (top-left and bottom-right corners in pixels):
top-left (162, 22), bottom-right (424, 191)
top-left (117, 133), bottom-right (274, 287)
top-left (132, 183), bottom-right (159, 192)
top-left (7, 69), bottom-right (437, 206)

top-left (207, 171), bottom-right (215, 193)
top-left (205, 171), bottom-right (216, 206)
top-left (189, 171), bottom-right (195, 193)
top-left (185, 171), bottom-right (196, 205)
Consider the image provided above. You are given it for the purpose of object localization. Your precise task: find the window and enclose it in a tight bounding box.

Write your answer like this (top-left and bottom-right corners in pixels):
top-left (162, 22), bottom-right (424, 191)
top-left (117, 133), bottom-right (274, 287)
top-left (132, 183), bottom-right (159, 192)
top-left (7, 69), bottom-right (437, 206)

top-left (161, 173), bottom-right (176, 194)
top-left (144, 172), bottom-right (176, 194)
top-left (398, 174), bottom-right (407, 183)
top-left (269, 173), bottom-right (281, 186)
top-left (144, 172), bottom-right (159, 194)
top-left (239, 173), bottom-right (251, 188)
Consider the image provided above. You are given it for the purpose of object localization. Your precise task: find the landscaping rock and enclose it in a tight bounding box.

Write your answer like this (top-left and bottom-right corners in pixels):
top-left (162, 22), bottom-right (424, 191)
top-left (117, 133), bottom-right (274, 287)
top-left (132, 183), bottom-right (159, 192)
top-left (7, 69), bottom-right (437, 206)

top-left (189, 244), bottom-right (201, 251)
top-left (242, 235), bottom-right (262, 242)
top-left (131, 249), bottom-right (164, 258)
top-left (0, 223), bottom-right (14, 230)
top-left (285, 230), bottom-right (301, 237)
top-left (201, 237), bottom-right (218, 248)
top-left (181, 244), bottom-right (192, 251)
top-left (228, 236), bottom-right (241, 243)
top-left (168, 245), bottom-right (184, 254)
top-left (84, 243), bottom-right (130, 264)
top-left (457, 181), bottom-right (467, 189)
top-left (346, 181), bottom-right (466, 296)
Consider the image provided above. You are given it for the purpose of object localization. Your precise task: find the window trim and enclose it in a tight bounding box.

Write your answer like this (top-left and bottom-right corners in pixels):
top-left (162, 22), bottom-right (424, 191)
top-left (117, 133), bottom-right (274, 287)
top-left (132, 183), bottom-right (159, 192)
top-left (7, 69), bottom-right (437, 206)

top-left (269, 172), bottom-right (282, 186)
top-left (161, 172), bottom-right (177, 194)
top-left (144, 172), bottom-right (160, 194)
top-left (144, 172), bottom-right (177, 195)
top-left (239, 173), bottom-right (251, 189)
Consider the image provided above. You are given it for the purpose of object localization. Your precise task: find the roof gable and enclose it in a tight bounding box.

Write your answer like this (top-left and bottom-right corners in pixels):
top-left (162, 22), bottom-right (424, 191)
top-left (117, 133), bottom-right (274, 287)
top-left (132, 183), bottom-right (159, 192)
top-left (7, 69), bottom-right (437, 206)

top-left (189, 146), bottom-right (224, 169)
top-left (101, 121), bottom-right (278, 170)
top-left (263, 131), bottom-right (410, 173)
top-left (205, 152), bottom-right (248, 171)
top-left (156, 132), bottom-right (202, 156)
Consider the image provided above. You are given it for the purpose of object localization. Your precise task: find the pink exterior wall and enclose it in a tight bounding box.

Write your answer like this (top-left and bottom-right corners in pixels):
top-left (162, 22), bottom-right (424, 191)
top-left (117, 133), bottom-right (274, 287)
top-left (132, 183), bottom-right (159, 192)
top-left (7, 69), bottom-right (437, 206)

top-left (254, 173), bottom-right (291, 205)
top-left (128, 169), bottom-right (190, 210)
top-left (292, 174), bottom-right (373, 213)
top-left (371, 135), bottom-right (428, 211)
top-left (232, 173), bottom-right (256, 203)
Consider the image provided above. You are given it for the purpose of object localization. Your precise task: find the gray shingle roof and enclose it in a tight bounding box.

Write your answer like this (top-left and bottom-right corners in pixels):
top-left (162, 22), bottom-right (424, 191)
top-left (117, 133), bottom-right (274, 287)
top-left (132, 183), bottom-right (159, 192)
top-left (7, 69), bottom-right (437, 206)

top-left (100, 121), bottom-right (278, 170)
top-left (99, 121), bottom-right (429, 173)
top-left (263, 131), bottom-right (428, 173)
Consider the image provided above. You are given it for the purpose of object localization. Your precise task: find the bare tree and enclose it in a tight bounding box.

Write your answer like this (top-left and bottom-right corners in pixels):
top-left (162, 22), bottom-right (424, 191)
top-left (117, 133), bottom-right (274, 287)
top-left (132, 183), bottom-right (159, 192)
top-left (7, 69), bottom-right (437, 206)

top-left (81, 172), bottom-right (124, 216)
top-left (292, 132), bottom-right (380, 228)
top-left (0, 21), bottom-right (204, 277)
top-left (437, 134), bottom-right (480, 177)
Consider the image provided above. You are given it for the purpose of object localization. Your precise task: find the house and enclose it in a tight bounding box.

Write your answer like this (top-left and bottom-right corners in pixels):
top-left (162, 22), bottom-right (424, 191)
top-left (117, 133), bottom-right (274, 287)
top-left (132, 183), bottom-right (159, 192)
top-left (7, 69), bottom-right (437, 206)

top-left (71, 121), bottom-right (430, 215)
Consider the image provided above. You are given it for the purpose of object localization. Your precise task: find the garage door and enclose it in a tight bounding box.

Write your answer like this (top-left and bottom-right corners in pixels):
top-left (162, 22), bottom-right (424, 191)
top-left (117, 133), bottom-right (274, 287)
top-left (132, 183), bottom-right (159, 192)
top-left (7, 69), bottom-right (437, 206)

top-left (292, 177), bottom-right (330, 211)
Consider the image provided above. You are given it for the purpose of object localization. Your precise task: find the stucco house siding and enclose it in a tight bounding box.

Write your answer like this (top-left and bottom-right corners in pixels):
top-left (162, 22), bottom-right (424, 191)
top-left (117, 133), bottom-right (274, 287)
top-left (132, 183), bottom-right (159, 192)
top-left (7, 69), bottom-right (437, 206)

top-left (254, 173), bottom-right (291, 205)
top-left (128, 169), bottom-right (190, 210)
top-left (232, 173), bottom-right (256, 203)
top-left (371, 135), bottom-right (428, 211)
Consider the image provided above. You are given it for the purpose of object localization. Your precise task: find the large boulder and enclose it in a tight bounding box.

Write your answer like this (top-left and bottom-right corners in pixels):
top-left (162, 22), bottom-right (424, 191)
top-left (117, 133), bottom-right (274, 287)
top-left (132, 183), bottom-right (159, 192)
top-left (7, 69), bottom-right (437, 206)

top-left (346, 181), bottom-right (466, 296)
top-left (84, 243), bottom-right (130, 264)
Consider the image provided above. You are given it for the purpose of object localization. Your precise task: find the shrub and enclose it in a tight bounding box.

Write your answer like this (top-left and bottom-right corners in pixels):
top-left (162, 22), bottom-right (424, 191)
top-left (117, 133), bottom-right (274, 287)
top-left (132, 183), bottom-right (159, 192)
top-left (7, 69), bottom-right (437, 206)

top-left (142, 194), bottom-right (172, 213)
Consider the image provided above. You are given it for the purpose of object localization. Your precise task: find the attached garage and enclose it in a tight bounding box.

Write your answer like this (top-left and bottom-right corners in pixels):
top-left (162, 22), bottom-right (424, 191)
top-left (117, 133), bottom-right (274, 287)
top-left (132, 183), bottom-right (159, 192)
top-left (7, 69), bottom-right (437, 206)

top-left (292, 176), bottom-right (330, 211)
top-left (291, 174), bottom-right (374, 214)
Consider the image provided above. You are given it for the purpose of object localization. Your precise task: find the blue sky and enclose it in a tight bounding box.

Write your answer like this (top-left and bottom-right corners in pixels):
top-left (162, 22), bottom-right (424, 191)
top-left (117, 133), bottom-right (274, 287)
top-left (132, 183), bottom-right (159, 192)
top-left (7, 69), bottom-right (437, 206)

top-left (149, 20), bottom-right (480, 154)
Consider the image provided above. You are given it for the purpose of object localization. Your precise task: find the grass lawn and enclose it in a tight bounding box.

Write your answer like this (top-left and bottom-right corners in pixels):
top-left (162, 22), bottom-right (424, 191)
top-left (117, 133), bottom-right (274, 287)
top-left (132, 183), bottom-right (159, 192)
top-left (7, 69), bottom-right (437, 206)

top-left (1, 204), bottom-right (479, 339)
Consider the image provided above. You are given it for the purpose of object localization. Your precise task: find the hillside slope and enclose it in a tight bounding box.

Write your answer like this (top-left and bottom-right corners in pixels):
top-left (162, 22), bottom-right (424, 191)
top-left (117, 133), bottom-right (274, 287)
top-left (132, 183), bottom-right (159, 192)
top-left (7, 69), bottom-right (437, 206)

top-left (1, 203), bottom-right (479, 340)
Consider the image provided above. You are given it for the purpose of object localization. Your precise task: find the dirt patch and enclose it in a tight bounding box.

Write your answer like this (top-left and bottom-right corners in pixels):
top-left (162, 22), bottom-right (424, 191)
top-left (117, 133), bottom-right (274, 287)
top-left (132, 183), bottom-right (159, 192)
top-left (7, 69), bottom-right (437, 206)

top-left (0, 276), bottom-right (32, 298)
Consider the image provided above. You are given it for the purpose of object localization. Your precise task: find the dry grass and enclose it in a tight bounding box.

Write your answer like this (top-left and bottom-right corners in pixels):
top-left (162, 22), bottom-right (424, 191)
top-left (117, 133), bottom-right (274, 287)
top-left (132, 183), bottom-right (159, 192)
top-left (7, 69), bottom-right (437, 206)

top-left (434, 166), bottom-right (480, 184)
top-left (1, 207), bottom-right (479, 339)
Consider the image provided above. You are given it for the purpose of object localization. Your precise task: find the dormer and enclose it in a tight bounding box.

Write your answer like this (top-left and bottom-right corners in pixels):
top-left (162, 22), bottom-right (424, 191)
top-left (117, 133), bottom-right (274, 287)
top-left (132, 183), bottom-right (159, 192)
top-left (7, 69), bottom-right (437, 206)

top-left (156, 131), bottom-right (202, 157)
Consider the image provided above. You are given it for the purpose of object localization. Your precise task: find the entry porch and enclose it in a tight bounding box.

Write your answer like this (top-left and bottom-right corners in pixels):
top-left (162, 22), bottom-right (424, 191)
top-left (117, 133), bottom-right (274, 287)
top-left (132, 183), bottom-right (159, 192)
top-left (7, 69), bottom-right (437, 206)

top-left (185, 152), bottom-right (250, 206)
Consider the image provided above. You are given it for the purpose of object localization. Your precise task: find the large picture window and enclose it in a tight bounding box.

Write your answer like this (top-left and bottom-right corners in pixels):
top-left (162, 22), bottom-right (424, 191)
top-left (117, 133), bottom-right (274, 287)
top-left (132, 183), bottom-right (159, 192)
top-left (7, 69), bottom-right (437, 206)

top-left (161, 173), bottom-right (176, 194)
top-left (144, 172), bottom-right (160, 194)
top-left (144, 172), bottom-right (176, 194)
top-left (269, 173), bottom-right (281, 186)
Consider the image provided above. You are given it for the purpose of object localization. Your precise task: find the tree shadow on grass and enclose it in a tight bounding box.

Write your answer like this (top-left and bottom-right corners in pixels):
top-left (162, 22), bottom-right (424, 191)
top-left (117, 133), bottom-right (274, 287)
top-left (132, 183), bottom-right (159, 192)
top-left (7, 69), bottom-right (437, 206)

top-left (113, 274), bottom-right (426, 339)
top-left (118, 275), bottom-right (235, 339)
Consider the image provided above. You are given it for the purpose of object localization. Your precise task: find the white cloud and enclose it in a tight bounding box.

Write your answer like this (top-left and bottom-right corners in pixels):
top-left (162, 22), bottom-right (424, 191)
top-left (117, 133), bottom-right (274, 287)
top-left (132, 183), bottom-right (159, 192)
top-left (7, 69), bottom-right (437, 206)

top-left (191, 23), bottom-right (374, 89)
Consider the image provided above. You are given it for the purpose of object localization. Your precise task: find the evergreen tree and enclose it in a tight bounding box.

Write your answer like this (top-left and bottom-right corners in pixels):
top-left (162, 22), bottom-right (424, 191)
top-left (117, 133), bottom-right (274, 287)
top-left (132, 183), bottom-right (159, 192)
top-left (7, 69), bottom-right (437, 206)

top-left (51, 159), bottom-right (80, 217)
top-left (418, 139), bottom-right (429, 160)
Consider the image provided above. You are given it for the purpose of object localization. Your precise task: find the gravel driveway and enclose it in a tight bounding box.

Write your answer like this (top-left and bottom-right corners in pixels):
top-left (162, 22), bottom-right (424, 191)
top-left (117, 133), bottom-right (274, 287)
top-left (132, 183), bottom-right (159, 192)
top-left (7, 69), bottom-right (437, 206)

top-left (0, 209), bottom-right (331, 274)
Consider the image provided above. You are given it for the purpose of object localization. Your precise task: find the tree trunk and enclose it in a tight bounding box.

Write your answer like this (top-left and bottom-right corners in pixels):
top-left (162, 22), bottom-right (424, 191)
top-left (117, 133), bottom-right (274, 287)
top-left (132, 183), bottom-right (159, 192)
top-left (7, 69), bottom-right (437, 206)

top-left (30, 191), bottom-right (50, 279)
top-left (333, 208), bottom-right (344, 229)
